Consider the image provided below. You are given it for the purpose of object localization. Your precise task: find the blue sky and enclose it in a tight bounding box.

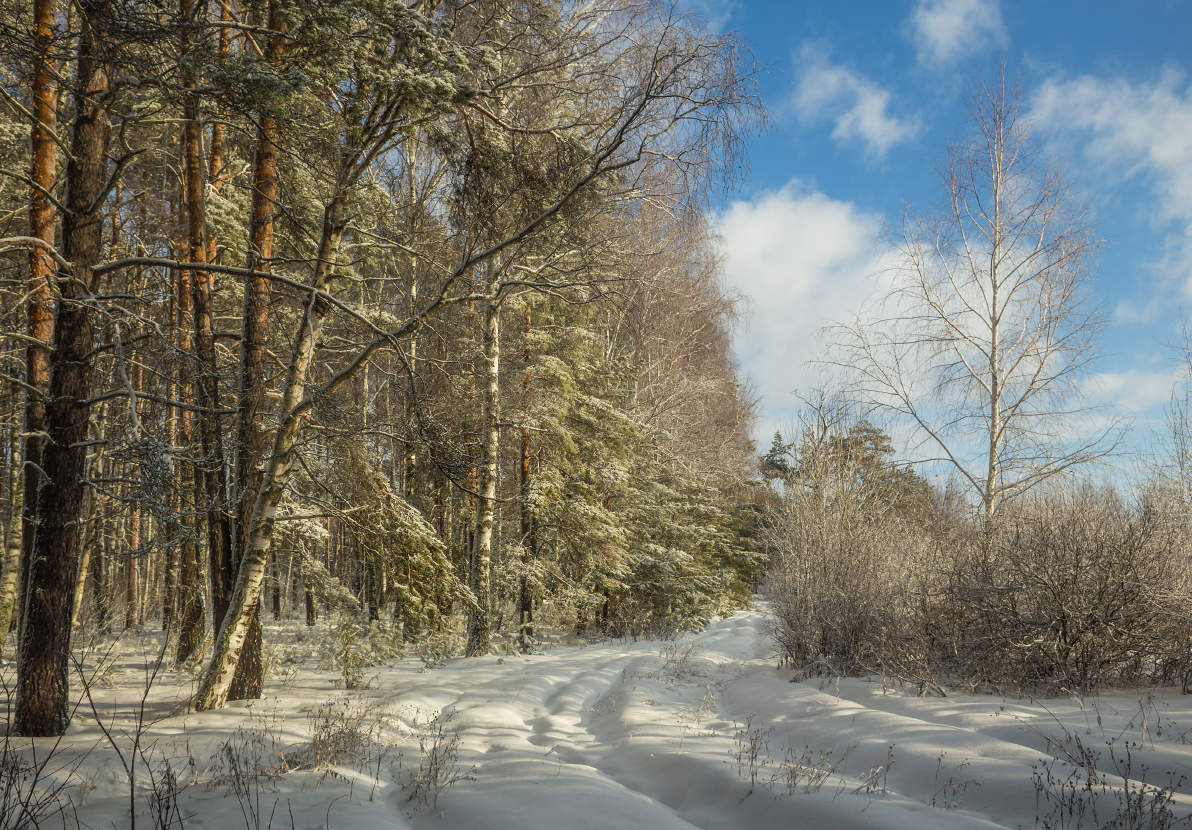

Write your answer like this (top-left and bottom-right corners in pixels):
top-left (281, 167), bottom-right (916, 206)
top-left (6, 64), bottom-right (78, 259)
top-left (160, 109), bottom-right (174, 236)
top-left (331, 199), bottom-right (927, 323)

top-left (696, 0), bottom-right (1192, 464)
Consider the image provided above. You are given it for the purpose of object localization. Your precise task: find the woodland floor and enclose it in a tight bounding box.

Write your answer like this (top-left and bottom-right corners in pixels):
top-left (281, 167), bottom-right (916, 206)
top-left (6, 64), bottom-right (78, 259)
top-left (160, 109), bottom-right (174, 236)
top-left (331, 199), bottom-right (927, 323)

top-left (4, 605), bottom-right (1192, 829)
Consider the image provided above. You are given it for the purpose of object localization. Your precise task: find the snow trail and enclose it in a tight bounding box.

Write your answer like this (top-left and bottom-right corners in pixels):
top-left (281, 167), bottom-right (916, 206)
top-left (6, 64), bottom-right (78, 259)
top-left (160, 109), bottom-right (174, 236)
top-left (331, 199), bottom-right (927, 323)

top-left (10, 605), bottom-right (1192, 828)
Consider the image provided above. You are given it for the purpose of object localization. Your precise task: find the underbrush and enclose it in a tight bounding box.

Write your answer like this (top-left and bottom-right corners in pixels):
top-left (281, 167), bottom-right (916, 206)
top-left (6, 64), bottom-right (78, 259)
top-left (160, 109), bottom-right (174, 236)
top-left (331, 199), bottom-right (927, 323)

top-left (766, 485), bottom-right (1192, 697)
top-left (210, 696), bottom-right (475, 819)
top-left (729, 716), bottom-right (898, 803)
top-left (1031, 727), bottom-right (1191, 829)
top-left (0, 732), bottom-right (77, 830)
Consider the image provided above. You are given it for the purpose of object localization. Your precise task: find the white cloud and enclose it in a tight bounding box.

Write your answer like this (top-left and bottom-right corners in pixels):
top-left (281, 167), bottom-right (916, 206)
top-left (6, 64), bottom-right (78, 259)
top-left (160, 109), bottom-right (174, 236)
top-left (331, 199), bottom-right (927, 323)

top-left (791, 45), bottom-right (919, 158)
top-left (714, 181), bottom-right (896, 440)
top-left (1031, 70), bottom-right (1192, 304)
top-left (1081, 368), bottom-right (1182, 416)
top-left (908, 0), bottom-right (1007, 66)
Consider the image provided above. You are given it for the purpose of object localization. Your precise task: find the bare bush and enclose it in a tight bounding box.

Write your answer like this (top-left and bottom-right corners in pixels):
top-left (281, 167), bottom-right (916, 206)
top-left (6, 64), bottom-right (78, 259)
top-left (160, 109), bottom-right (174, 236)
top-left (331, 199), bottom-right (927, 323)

top-left (657, 637), bottom-right (698, 682)
top-left (763, 394), bottom-right (1192, 694)
top-left (403, 707), bottom-right (475, 811)
top-left (0, 737), bottom-right (74, 829)
top-left (731, 713), bottom-right (770, 795)
top-left (761, 397), bottom-right (944, 688)
top-left (288, 695), bottom-right (396, 798)
top-left (772, 743), bottom-right (853, 795)
top-left (944, 487), bottom-right (1192, 694)
top-left (145, 759), bottom-right (186, 830)
top-left (1033, 736), bottom-right (1190, 829)
top-left (207, 719), bottom-right (287, 829)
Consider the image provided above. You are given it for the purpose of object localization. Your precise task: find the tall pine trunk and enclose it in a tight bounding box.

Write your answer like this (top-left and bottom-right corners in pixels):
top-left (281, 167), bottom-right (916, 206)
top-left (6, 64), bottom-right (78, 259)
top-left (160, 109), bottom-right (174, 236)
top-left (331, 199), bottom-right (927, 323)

top-left (223, 1), bottom-right (284, 700)
top-left (517, 301), bottom-right (536, 653)
top-left (180, 0), bottom-right (234, 669)
top-left (1, 423), bottom-right (22, 642)
top-left (17, 0), bottom-right (60, 665)
top-left (174, 252), bottom-right (204, 663)
top-left (15, 0), bottom-right (111, 735)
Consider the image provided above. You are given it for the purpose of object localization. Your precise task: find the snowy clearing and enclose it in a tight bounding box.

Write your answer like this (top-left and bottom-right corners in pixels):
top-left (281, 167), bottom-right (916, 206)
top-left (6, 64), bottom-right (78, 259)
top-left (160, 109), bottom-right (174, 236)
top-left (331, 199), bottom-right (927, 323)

top-left (6, 605), bottom-right (1192, 829)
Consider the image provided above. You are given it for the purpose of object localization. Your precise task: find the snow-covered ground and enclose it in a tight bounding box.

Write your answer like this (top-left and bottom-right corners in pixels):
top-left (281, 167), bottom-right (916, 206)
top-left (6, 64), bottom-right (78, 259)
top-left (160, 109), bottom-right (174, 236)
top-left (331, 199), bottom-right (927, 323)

top-left (6, 605), bottom-right (1192, 828)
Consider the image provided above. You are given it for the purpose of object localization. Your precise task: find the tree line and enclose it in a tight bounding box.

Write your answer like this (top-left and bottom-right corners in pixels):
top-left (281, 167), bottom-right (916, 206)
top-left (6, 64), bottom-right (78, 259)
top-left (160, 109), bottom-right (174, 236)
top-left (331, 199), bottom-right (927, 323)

top-left (0, 0), bottom-right (761, 736)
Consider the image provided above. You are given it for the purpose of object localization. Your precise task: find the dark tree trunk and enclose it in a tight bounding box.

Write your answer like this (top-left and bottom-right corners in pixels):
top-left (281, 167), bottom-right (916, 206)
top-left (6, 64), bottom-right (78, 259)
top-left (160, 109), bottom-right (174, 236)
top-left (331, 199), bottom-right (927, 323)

top-left (90, 513), bottom-right (108, 632)
top-left (15, 0), bottom-right (111, 736)
top-left (180, 0), bottom-right (234, 666)
top-left (17, 0), bottom-right (60, 665)
top-left (174, 261), bottom-right (203, 662)
top-left (271, 555), bottom-right (281, 621)
top-left (174, 246), bottom-right (204, 663)
top-left (162, 274), bottom-right (178, 633)
top-left (125, 492), bottom-right (139, 630)
top-left (466, 292), bottom-right (500, 657)
top-left (223, 0), bottom-right (284, 701)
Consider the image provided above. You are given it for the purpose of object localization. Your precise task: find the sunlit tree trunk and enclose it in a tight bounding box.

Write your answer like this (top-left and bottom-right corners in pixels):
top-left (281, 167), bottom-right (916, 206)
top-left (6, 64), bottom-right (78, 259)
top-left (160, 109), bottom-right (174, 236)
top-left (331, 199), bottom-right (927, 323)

top-left (517, 301), bottom-right (536, 653)
top-left (194, 194), bottom-right (347, 710)
top-left (224, 0), bottom-right (285, 700)
top-left (466, 286), bottom-right (500, 657)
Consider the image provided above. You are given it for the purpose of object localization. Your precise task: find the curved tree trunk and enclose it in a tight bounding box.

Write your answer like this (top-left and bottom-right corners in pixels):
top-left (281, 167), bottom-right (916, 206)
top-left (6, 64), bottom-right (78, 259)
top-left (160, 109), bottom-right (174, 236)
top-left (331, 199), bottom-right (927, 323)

top-left (194, 195), bottom-right (347, 711)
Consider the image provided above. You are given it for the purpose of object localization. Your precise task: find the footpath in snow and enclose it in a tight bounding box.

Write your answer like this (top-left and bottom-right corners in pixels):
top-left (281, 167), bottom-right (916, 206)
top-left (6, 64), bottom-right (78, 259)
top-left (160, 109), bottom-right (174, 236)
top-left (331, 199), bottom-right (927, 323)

top-left (8, 605), bottom-right (1192, 828)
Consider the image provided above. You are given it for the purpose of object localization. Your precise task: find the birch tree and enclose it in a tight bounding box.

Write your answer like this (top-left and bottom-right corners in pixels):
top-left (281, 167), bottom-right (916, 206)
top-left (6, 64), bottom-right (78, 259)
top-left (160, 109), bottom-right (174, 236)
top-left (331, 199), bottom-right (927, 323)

top-left (834, 74), bottom-right (1118, 529)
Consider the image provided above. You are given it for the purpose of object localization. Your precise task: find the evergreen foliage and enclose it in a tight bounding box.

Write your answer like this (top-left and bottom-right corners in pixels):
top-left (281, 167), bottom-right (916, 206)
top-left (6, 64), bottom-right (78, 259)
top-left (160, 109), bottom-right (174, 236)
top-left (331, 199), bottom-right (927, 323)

top-left (0, 0), bottom-right (761, 724)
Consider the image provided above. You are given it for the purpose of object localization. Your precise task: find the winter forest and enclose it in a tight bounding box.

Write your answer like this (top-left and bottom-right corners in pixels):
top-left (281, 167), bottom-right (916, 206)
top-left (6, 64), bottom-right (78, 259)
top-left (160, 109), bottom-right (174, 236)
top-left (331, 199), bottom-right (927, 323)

top-left (2, 0), bottom-right (1192, 828)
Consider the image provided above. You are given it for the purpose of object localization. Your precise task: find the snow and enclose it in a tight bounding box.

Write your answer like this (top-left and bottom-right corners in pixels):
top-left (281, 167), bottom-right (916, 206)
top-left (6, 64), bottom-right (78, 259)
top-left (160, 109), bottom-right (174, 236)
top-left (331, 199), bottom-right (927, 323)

top-left (5, 605), bottom-right (1192, 828)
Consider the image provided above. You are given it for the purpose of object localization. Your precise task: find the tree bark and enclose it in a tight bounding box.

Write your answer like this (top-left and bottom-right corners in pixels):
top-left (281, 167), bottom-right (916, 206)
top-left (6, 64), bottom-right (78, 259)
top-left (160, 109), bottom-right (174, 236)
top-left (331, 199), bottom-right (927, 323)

top-left (0, 419), bottom-right (22, 642)
top-left (15, 0), bottom-right (111, 735)
top-left (174, 249), bottom-right (204, 663)
top-left (221, 0), bottom-right (285, 701)
top-left (126, 483), bottom-right (139, 629)
top-left (517, 301), bottom-right (536, 653)
top-left (18, 0), bottom-right (61, 667)
top-left (194, 194), bottom-right (347, 711)
top-left (204, 0), bottom-right (230, 265)
top-left (90, 504), bottom-right (108, 631)
top-left (180, 0), bottom-right (234, 670)
top-left (466, 290), bottom-right (500, 657)
top-left (162, 268), bottom-right (178, 633)
top-left (0, 514), bottom-right (20, 643)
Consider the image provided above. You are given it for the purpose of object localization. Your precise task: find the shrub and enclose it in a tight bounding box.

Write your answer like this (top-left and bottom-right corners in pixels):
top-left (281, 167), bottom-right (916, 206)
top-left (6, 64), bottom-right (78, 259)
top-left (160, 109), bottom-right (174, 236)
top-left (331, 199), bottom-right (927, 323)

top-left (945, 487), bottom-right (1192, 694)
top-left (762, 405), bottom-right (943, 687)
top-left (764, 404), bottom-right (1192, 694)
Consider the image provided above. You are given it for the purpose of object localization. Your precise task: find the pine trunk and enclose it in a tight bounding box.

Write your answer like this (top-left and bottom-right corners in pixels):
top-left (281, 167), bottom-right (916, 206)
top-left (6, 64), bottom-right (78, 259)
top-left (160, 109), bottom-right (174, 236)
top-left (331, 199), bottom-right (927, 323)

top-left (180, 0), bottom-right (234, 667)
top-left (17, 0), bottom-right (60, 667)
top-left (15, 0), bottom-right (110, 735)
top-left (222, 1), bottom-right (284, 701)
top-left (0, 421), bottom-right (22, 640)
top-left (517, 302), bottom-right (535, 653)
top-left (126, 494), bottom-right (139, 629)
top-left (0, 515), bottom-right (20, 643)
top-left (174, 255), bottom-right (204, 662)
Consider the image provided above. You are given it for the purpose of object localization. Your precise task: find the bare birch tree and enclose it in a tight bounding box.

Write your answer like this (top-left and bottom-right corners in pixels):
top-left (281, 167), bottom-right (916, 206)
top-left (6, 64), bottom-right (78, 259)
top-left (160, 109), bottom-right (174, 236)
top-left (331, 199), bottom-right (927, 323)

top-left (834, 73), bottom-right (1119, 529)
